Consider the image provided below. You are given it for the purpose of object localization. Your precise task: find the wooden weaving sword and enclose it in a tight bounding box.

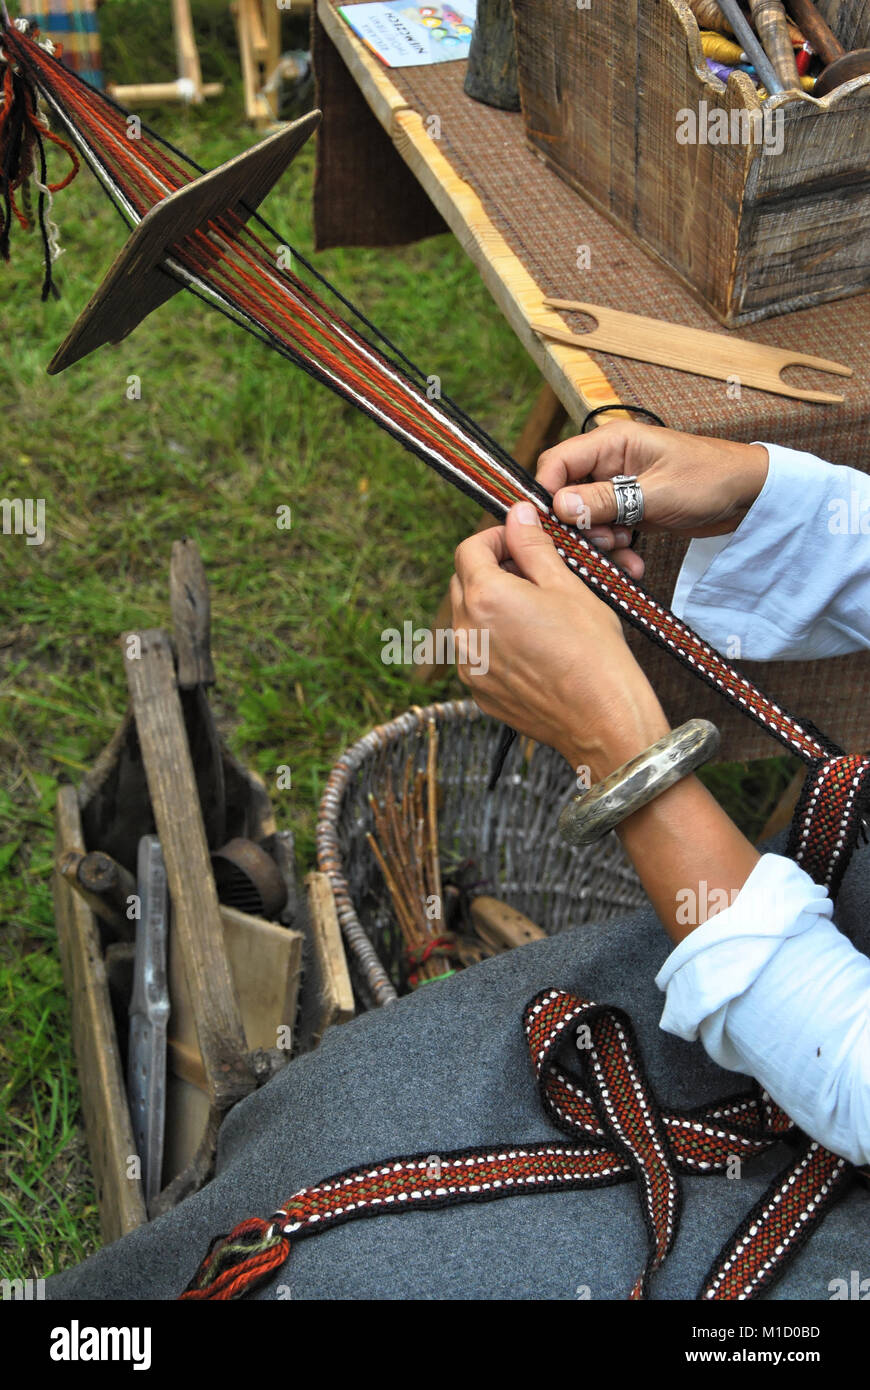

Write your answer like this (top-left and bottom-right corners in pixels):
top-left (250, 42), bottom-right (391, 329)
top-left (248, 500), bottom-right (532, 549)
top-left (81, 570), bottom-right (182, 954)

top-left (533, 299), bottom-right (852, 404)
top-left (47, 109), bottom-right (321, 374)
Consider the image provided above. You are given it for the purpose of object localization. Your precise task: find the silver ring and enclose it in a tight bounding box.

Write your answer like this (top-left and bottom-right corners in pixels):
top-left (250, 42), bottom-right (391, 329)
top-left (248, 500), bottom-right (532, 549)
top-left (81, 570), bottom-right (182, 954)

top-left (611, 474), bottom-right (644, 527)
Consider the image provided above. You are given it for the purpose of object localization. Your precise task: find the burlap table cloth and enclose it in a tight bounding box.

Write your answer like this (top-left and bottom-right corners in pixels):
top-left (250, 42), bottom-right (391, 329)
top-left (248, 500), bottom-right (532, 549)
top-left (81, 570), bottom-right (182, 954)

top-left (312, 7), bottom-right (868, 761)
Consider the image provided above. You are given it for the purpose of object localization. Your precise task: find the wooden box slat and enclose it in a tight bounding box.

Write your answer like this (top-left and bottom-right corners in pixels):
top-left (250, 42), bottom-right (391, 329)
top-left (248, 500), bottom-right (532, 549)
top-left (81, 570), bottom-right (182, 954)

top-left (54, 786), bottom-right (148, 1245)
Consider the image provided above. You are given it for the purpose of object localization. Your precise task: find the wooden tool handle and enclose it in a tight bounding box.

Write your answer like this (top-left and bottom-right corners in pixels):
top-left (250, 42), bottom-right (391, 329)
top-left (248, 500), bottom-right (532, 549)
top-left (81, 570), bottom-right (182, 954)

top-left (787, 0), bottom-right (843, 61)
top-left (59, 849), bottom-right (133, 940)
top-left (470, 895), bottom-right (547, 951)
top-left (749, 0), bottom-right (801, 87)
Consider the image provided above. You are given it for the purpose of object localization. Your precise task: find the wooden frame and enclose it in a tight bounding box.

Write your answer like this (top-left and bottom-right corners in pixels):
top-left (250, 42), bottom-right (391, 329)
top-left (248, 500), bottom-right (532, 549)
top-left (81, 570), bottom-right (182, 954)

top-left (298, 873), bottom-right (355, 1049)
top-left (107, 0), bottom-right (223, 107)
top-left (233, 0), bottom-right (281, 126)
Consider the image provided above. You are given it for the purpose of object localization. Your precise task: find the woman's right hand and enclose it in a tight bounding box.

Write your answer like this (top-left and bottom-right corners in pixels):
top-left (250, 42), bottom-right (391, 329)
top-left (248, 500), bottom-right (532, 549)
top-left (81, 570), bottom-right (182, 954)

top-left (536, 420), bottom-right (769, 580)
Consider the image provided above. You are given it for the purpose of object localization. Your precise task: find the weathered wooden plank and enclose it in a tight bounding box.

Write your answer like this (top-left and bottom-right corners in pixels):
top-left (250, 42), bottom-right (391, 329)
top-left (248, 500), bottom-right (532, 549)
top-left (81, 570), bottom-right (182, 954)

top-left (219, 906), bottom-right (303, 1053)
top-left (170, 539), bottom-right (215, 689)
top-left (163, 907), bottom-right (302, 1181)
top-left (736, 84), bottom-right (870, 317)
top-left (297, 872), bottom-right (355, 1050)
top-left (166, 905), bottom-right (302, 1087)
top-left (53, 785), bottom-right (148, 1244)
top-left (122, 628), bottom-right (255, 1107)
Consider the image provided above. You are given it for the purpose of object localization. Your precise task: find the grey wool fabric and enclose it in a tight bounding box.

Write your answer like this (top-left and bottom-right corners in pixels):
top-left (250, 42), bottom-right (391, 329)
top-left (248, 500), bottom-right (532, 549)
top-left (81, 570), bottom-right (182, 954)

top-left (46, 831), bottom-right (870, 1301)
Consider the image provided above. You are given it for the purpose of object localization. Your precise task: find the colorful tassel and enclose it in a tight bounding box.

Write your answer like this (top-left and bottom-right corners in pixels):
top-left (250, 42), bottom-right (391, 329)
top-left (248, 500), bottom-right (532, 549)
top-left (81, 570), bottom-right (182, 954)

top-left (180, 1217), bottom-right (291, 1301)
top-left (0, 18), bottom-right (78, 297)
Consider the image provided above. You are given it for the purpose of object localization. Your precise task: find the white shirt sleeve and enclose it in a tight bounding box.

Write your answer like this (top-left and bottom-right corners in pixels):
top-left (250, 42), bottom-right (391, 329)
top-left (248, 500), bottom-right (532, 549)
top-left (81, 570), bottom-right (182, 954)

top-left (659, 446), bottom-right (870, 1163)
top-left (671, 443), bottom-right (870, 660)
top-left (656, 855), bottom-right (870, 1166)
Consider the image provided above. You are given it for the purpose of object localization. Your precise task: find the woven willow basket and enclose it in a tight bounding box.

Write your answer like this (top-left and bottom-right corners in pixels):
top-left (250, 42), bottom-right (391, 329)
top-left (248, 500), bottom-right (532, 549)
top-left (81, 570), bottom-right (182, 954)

top-left (316, 700), bottom-right (646, 1008)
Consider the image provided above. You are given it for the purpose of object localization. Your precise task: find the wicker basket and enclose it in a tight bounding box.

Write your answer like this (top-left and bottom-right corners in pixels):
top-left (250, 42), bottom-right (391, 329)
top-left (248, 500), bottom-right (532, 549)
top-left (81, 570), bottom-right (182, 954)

top-left (317, 701), bottom-right (645, 1008)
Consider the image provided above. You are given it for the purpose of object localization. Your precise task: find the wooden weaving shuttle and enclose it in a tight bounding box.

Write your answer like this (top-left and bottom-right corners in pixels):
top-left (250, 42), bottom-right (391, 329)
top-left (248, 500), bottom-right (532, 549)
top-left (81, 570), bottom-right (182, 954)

top-left (48, 109), bottom-right (322, 374)
top-left (533, 300), bottom-right (852, 404)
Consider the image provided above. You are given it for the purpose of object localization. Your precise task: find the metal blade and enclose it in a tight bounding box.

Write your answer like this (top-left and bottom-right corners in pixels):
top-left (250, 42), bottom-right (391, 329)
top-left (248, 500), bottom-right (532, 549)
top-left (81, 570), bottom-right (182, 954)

top-left (127, 834), bottom-right (170, 1210)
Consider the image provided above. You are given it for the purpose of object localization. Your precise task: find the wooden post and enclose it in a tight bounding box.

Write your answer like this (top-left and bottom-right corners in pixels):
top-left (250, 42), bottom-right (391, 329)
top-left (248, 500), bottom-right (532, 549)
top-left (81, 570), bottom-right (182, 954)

top-left (233, 0), bottom-right (284, 127)
top-left (122, 629), bottom-right (256, 1108)
top-left (172, 0), bottom-right (204, 100)
top-left (464, 0), bottom-right (521, 111)
top-left (170, 539), bottom-right (216, 689)
top-left (107, 0), bottom-right (222, 108)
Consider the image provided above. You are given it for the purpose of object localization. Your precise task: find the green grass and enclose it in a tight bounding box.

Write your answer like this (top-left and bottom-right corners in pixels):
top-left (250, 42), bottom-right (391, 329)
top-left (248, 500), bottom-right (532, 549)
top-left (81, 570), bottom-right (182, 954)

top-left (0, 1), bottom-right (795, 1283)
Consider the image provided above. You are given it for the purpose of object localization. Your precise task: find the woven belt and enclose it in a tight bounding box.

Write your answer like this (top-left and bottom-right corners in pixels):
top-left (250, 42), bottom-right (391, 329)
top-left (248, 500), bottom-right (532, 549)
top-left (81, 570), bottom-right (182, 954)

top-left (181, 751), bottom-right (870, 1301)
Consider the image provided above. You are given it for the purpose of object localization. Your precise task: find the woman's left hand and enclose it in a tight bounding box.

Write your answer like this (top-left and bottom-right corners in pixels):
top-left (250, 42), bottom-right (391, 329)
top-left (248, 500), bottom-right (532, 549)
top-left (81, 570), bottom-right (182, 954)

top-left (449, 501), bottom-right (671, 781)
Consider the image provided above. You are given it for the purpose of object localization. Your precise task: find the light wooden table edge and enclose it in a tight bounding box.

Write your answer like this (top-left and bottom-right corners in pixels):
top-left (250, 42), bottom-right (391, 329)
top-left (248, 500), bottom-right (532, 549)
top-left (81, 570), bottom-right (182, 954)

top-left (316, 0), bottom-right (622, 424)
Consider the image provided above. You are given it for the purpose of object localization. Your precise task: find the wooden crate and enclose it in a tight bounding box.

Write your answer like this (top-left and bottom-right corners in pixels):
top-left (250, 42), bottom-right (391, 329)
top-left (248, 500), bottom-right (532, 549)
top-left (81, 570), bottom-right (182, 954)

top-left (511, 0), bottom-right (870, 325)
top-left (50, 542), bottom-right (354, 1243)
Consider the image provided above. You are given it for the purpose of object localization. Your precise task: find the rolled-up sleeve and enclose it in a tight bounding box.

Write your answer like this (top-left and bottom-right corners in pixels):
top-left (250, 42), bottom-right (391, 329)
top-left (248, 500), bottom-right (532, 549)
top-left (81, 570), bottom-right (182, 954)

top-left (656, 854), bottom-right (870, 1166)
top-left (671, 444), bottom-right (870, 660)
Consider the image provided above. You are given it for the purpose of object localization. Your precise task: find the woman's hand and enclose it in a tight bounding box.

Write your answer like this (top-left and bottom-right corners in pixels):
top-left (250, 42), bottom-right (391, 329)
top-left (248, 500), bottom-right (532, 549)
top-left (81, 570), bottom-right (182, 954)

top-left (449, 501), bottom-right (670, 780)
top-left (537, 421), bottom-right (769, 580)
top-left (450, 497), bottom-right (760, 945)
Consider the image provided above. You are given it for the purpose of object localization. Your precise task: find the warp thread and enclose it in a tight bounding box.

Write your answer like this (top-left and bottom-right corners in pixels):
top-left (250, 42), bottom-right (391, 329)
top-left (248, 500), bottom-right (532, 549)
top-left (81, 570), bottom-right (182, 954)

top-left (0, 18), bottom-right (79, 297)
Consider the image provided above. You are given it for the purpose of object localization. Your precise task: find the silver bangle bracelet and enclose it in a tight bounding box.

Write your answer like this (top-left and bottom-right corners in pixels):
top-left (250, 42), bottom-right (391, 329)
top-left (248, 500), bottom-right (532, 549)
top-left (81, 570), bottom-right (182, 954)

top-left (558, 718), bottom-right (720, 847)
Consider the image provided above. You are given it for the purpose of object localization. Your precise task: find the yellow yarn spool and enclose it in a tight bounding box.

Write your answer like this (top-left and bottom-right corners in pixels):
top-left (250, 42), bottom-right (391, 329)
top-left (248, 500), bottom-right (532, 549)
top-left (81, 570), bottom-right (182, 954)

top-left (701, 31), bottom-right (745, 63)
top-left (756, 76), bottom-right (816, 96)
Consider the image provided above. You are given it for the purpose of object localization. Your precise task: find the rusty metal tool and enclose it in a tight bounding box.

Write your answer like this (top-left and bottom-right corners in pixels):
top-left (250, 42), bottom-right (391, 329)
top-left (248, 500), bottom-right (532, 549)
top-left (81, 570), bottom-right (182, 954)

top-left (210, 837), bottom-right (288, 918)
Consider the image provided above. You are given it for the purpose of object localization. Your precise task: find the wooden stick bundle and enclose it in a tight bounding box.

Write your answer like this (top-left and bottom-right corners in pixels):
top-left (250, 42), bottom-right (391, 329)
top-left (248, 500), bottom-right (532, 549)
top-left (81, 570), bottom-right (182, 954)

top-left (366, 720), bottom-right (489, 988)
